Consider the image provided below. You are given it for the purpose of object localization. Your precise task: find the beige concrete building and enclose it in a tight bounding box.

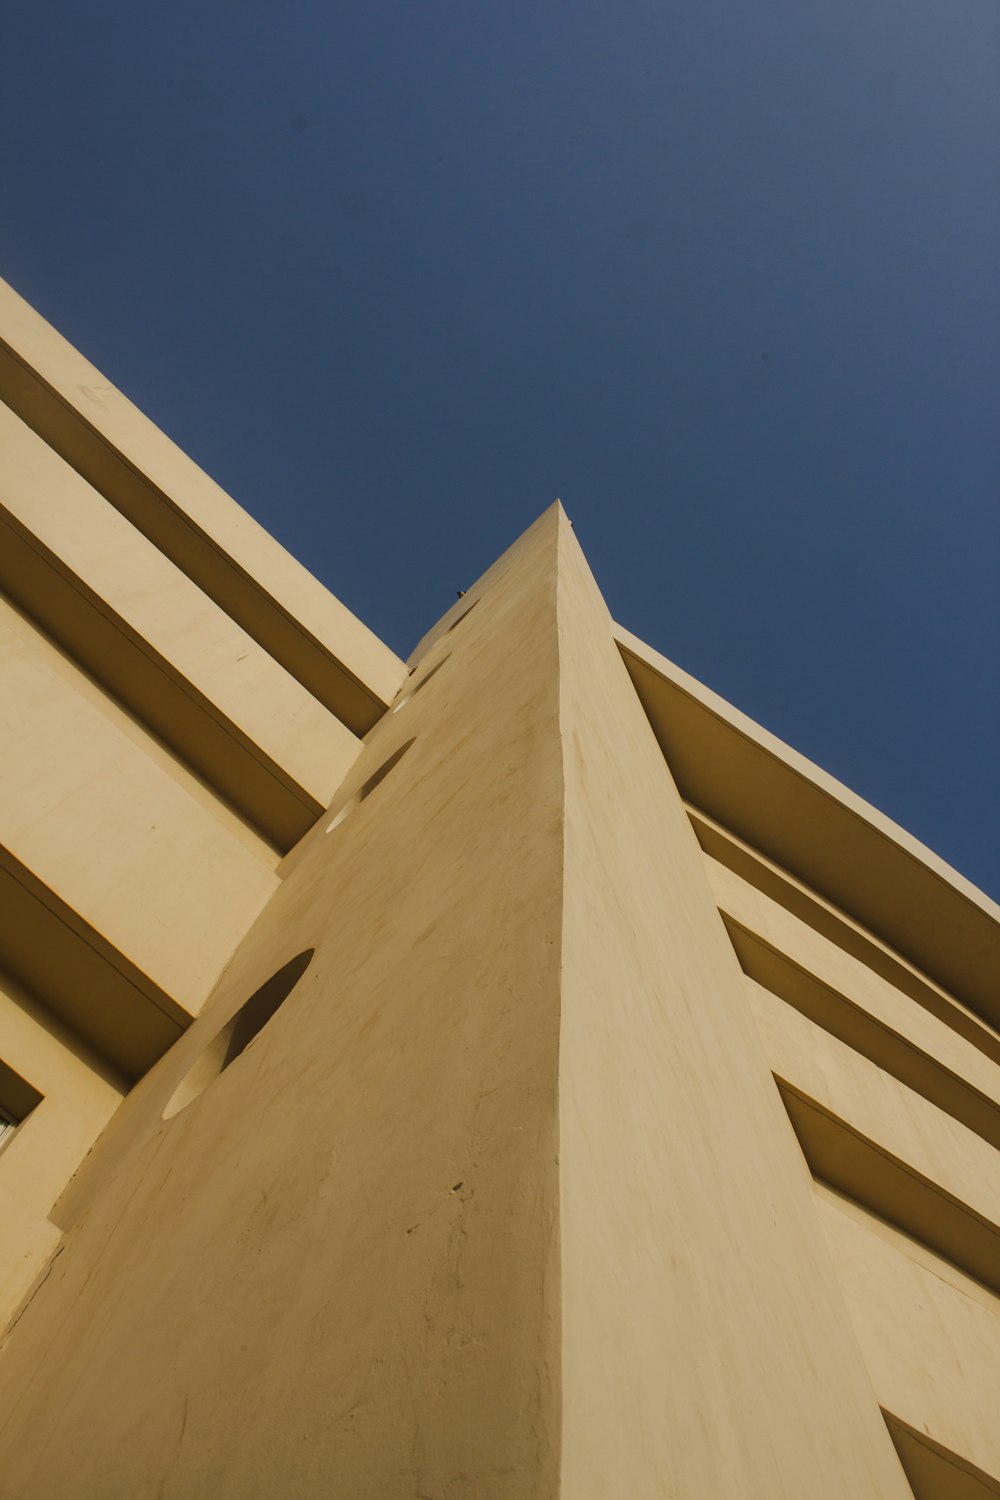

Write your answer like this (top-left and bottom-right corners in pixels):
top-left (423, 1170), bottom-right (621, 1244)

top-left (0, 276), bottom-right (996, 1498)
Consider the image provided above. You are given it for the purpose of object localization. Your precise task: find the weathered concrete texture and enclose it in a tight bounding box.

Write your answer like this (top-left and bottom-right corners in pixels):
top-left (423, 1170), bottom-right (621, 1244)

top-left (0, 509), bottom-right (566, 1499)
top-left (0, 507), bottom-right (913, 1498)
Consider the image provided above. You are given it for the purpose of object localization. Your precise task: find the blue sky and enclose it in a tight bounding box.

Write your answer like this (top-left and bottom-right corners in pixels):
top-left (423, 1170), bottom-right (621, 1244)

top-left (3, 0), bottom-right (998, 897)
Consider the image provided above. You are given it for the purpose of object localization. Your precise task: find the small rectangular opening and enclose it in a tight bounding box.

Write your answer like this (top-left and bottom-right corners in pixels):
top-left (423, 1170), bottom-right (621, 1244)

top-left (0, 1058), bottom-right (43, 1150)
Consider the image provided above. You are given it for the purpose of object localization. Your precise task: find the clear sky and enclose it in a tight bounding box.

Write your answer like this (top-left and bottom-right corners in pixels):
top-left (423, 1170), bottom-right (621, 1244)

top-left (3, 0), bottom-right (998, 898)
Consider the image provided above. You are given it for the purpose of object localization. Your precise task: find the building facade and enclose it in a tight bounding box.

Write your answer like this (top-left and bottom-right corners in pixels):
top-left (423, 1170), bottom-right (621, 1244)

top-left (0, 278), bottom-right (997, 1498)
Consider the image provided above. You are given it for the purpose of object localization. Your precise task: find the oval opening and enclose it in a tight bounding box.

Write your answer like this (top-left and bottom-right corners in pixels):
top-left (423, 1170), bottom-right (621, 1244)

top-left (163, 950), bottom-right (315, 1120)
top-left (447, 598), bottom-right (478, 631)
top-left (325, 738), bottom-right (415, 834)
top-left (391, 656), bottom-right (449, 713)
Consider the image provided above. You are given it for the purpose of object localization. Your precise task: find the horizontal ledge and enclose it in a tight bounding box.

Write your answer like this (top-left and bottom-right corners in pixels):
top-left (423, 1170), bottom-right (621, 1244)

top-left (882, 1410), bottom-right (1000, 1500)
top-left (725, 915), bottom-right (1000, 1153)
top-left (690, 805), bottom-right (1000, 1067)
top-left (0, 850), bottom-right (189, 1083)
top-left (615, 625), bottom-right (1000, 1032)
top-left (0, 508), bottom-right (325, 852)
top-left (777, 1080), bottom-right (1000, 1297)
top-left (0, 282), bottom-right (406, 735)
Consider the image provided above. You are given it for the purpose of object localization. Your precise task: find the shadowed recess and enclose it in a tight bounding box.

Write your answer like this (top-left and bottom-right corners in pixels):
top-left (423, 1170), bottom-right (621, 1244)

top-left (163, 949), bottom-right (315, 1120)
top-left (325, 738), bottom-right (415, 833)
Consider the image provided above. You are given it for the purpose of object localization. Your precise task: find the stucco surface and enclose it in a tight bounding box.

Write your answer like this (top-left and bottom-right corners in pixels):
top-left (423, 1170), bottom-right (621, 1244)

top-left (692, 808), bottom-right (1000, 1064)
top-left (2, 273), bottom-right (996, 1495)
top-left (710, 858), bottom-right (1000, 1107)
top-left (749, 980), bottom-right (1000, 1235)
top-left (0, 506), bottom-right (984, 1497)
top-left (0, 401), bottom-right (361, 846)
top-left (711, 857), bottom-right (1000, 1151)
top-left (0, 971), bottom-right (124, 1327)
top-left (0, 595), bottom-right (278, 1011)
top-left (0, 279), bottom-right (406, 732)
top-left (0, 510), bottom-right (565, 1499)
top-left (616, 624), bottom-right (1000, 1029)
top-left (815, 1184), bottom-right (1000, 1485)
top-left (555, 513), bottom-right (910, 1498)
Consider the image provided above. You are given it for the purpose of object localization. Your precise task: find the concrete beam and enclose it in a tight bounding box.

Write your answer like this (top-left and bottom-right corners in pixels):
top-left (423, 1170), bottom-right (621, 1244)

top-left (616, 625), bottom-right (1000, 1030)
top-left (0, 278), bottom-right (406, 734)
top-left (1, 402), bottom-right (361, 849)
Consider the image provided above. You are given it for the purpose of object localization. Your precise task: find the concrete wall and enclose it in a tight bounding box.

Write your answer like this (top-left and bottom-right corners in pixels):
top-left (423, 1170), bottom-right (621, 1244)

top-left (0, 277), bottom-right (405, 734)
top-left (0, 282), bottom-right (996, 1495)
top-left (0, 592), bottom-right (280, 1014)
top-left (0, 281), bottom-right (407, 1282)
top-left (690, 808), bottom-right (1000, 1496)
top-left (0, 969), bottom-right (125, 1327)
top-left (0, 511), bottom-right (567, 1498)
top-left (817, 1186), bottom-right (1000, 1490)
top-left (555, 512), bottom-right (911, 1497)
top-left (0, 507), bottom-right (943, 1499)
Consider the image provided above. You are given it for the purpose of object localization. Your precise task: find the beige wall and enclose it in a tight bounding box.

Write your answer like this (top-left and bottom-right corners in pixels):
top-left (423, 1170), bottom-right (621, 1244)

top-left (0, 278), bottom-right (996, 1496)
top-left (617, 624), bottom-right (1000, 1031)
top-left (0, 509), bottom-right (568, 1498)
top-left (0, 593), bottom-right (279, 1015)
top-left (2, 502), bottom-right (996, 1496)
top-left (816, 1185), bottom-right (1000, 1486)
top-left (0, 969), bottom-right (125, 1327)
top-left (0, 286), bottom-right (406, 1292)
top-left (0, 278), bottom-right (406, 736)
top-left (0, 284), bottom-right (407, 1358)
top-left (749, 980), bottom-right (1000, 1237)
top-left (692, 821), bottom-right (1000, 1495)
top-left (708, 856), bottom-right (1000, 1118)
top-left (555, 511), bottom-right (911, 1498)
top-left (0, 401), bottom-right (364, 848)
